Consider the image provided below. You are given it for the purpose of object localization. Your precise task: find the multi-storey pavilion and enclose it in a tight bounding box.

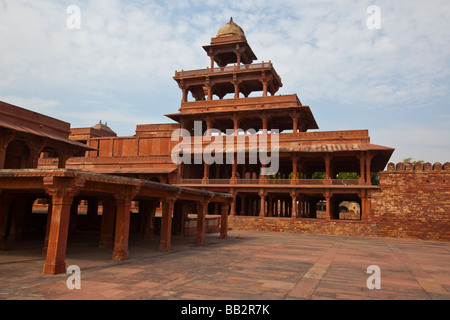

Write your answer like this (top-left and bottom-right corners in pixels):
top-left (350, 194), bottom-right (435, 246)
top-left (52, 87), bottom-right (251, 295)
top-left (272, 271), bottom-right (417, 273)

top-left (167, 18), bottom-right (394, 220)
top-left (39, 19), bottom-right (394, 224)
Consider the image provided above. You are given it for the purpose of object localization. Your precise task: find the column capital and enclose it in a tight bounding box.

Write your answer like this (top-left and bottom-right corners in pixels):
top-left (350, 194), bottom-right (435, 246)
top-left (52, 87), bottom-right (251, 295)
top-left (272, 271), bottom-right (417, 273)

top-left (113, 185), bottom-right (141, 202)
top-left (57, 148), bottom-right (75, 169)
top-left (258, 188), bottom-right (267, 197)
top-left (322, 189), bottom-right (333, 198)
top-left (324, 153), bottom-right (333, 162)
top-left (43, 176), bottom-right (85, 201)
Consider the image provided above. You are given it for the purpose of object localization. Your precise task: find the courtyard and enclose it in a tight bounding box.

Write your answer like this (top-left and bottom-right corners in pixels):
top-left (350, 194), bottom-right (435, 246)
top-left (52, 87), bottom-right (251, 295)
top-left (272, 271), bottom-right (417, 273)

top-left (0, 230), bottom-right (448, 301)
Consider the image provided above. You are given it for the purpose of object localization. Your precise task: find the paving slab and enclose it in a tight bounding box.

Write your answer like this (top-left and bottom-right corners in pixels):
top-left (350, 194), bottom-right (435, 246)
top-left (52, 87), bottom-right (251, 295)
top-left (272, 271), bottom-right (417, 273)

top-left (0, 230), bottom-right (448, 300)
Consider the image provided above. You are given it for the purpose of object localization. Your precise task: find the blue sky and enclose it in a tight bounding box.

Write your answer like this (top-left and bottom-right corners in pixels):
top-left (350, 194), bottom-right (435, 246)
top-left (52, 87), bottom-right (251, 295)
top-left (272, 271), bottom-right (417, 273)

top-left (0, 0), bottom-right (449, 164)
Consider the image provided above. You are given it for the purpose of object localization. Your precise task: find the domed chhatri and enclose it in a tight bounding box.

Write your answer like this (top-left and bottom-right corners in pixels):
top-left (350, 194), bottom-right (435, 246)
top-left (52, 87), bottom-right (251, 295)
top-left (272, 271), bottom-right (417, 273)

top-left (216, 17), bottom-right (245, 38)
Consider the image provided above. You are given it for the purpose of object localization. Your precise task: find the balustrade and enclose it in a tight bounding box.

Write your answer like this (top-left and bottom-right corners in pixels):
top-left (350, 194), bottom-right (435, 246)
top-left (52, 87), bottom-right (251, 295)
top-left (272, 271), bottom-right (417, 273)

top-left (180, 178), bottom-right (368, 186)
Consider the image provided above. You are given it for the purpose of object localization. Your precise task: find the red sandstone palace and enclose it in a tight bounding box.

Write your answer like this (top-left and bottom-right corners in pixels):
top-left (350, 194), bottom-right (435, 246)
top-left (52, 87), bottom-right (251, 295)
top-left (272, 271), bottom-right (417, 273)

top-left (0, 19), bottom-right (449, 274)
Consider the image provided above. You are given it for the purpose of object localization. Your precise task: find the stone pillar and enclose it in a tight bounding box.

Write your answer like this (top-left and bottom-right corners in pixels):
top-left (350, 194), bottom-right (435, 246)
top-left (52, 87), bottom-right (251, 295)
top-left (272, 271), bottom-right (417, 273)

top-left (262, 80), bottom-right (268, 97)
top-left (203, 162), bottom-right (210, 184)
top-left (366, 152), bottom-right (374, 185)
top-left (359, 190), bottom-right (371, 221)
top-left (112, 187), bottom-right (140, 261)
top-left (87, 198), bottom-right (99, 230)
top-left (68, 198), bottom-right (79, 235)
top-left (196, 200), bottom-right (209, 245)
top-left (0, 133), bottom-right (14, 169)
top-left (98, 199), bottom-right (116, 248)
top-left (240, 194), bottom-right (246, 216)
top-left (205, 117), bottom-right (213, 136)
top-left (159, 196), bottom-right (177, 251)
top-left (220, 202), bottom-right (230, 239)
top-left (0, 192), bottom-right (13, 250)
top-left (323, 190), bottom-right (332, 221)
top-left (298, 194), bottom-right (304, 218)
top-left (259, 165), bottom-right (267, 184)
top-left (232, 114), bottom-right (240, 135)
top-left (292, 113), bottom-right (299, 133)
top-left (43, 198), bottom-right (53, 255)
top-left (259, 190), bottom-right (266, 217)
top-left (182, 87), bottom-right (188, 103)
top-left (357, 152), bottom-right (366, 184)
top-left (230, 190), bottom-right (236, 216)
top-left (268, 195), bottom-right (273, 217)
top-left (261, 115), bottom-right (268, 132)
top-left (207, 86), bottom-right (213, 101)
top-left (233, 81), bottom-right (240, 99)
top-left (231, 155), bottom-right (237, 184)
top-left (291, 192), bottom-right (298, 219)
top-left (291, 155), bottom-right (298, 184)
top-left (43, 177), bottom-right (85, 274)
top-left (7, 197), bottom-right (28, 242)
top-left (210, 54), bottom-right (214, 69)
top-left (324, 154), bottom-right (332, 185)
top-left (366, 193), bottom-right (372, 220)
top-left (142, 200), bottom-right (158, 241)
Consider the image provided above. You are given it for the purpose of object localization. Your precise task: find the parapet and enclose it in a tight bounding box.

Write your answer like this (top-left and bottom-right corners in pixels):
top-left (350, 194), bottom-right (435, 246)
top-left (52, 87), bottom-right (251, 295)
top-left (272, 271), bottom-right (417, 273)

top-left (386, 162), bottom-right (450, 172)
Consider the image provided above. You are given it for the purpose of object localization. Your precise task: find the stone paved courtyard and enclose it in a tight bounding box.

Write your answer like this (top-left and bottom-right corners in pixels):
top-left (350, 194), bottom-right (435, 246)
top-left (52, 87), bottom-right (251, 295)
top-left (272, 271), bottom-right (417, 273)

top-left (0, 230), bottom-right (448, 300)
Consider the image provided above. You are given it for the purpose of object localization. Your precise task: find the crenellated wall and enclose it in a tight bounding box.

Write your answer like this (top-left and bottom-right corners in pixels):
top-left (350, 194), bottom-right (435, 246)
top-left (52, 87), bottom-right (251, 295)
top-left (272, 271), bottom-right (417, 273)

top-left (229, 162), bottom-right (450, 241)
top-left (371, 162), bottom-right (450, 241)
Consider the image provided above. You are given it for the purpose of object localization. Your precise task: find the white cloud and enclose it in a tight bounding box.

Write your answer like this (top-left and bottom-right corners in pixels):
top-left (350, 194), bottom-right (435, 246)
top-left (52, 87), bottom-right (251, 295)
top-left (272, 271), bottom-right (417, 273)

top-left (372, 123), bottom-right (450, 164)
top-left (0, 95), bottom-right (60, 114)
top-left (0, 0), bottom-right (449, 161)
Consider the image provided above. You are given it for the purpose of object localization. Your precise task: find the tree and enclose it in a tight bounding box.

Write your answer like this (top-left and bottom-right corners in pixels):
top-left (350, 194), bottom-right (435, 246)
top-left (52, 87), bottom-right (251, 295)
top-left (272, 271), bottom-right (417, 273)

top-left (402, 157), bottom-right (424, 165)
top-left (337, 172), bottom-right (359, 179)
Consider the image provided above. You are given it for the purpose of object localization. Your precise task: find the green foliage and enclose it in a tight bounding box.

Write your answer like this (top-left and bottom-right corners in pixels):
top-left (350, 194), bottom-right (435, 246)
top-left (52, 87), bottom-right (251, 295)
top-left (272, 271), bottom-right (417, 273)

top-left (312, 172), bottom-right (325, 179)
top-left (336, 172), bottom-right (359, 179)
top-left (371, 172), bottom-right (380, 186)
top-left (402, 157), bottom-right (425, 165)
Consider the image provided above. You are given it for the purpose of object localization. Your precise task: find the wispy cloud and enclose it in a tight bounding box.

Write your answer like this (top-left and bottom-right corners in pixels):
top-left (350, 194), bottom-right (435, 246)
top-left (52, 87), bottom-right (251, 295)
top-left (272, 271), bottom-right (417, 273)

top-left (0, 0), bottom-right (449, 161)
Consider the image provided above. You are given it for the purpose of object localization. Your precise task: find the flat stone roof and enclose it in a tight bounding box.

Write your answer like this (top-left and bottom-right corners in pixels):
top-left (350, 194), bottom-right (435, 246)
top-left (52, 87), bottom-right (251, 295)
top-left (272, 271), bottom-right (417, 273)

top-left (0, 169), bottom-right (234, 202)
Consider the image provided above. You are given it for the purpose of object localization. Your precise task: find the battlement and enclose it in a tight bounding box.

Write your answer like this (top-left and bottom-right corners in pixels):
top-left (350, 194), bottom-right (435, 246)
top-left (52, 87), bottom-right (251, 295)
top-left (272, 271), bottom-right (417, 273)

top-left (386, 162), bottom-right (450, 172)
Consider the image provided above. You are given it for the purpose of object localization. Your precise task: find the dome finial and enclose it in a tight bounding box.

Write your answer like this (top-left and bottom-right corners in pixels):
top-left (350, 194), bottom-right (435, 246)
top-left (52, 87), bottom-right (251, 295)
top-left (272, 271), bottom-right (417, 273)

top-left (216, 18), bottom-right (245, 38)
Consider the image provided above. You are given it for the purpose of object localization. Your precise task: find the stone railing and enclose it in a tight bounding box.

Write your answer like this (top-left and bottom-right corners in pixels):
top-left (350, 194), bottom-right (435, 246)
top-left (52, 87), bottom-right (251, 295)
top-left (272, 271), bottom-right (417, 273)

top-left (180, 178), bottom-right (367, 186)
top-left (175, 62), bottom-right (275, 78)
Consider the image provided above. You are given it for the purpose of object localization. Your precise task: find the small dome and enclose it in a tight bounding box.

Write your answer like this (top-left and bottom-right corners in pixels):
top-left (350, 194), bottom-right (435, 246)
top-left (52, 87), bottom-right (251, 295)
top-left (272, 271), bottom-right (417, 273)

top-left (216, 17), bottom-right (245, 38)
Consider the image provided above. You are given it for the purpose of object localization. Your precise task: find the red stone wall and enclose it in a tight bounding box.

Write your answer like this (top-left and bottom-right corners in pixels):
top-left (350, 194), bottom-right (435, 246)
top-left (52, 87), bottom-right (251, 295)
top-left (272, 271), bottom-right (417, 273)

top-left (228, 216), bottom-right (376, 237)
top-left (371, 162), bottom-right (450, 241)
top-left (229, 162), bottom-right (450, 241)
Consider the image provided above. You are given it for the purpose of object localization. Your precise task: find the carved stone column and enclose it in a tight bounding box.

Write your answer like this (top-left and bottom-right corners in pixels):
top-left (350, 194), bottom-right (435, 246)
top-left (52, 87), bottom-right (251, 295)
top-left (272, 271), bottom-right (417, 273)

top-left (0, 191), bottom-right (13, 250)
top-left (366, 151), bottom-right (375, 185)
top-left (220, 202), bottom-right (231, 239)
top-left (141, 200), bottom-right (158, 241)
top-left (112, 186), bottom-right (140, 261)
top-left (43, 177), bottom-right (85, 274)
top-left (357, 152), bottom-right (366, 185)
top-left (159, 195), bottom-right (178, 251)
top-left (98, 198), bottom-right (116, 248)
top-left (323, 190), bottom-right (333, 221)
top-left (195, 198), bottom-right (210, 245)
top-left (259, 189), bottom-right (266, 217)
top-left (291, 191), bottom-right (298, 219)
top-left (324, 154), bottom-right (333, 185)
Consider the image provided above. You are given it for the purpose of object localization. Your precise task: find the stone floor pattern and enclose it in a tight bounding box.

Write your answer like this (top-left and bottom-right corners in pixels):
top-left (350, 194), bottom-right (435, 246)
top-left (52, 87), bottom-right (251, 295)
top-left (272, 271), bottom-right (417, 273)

top-left (0, 230), bottom-right (448, 300)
